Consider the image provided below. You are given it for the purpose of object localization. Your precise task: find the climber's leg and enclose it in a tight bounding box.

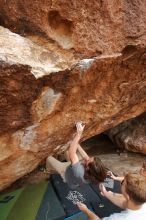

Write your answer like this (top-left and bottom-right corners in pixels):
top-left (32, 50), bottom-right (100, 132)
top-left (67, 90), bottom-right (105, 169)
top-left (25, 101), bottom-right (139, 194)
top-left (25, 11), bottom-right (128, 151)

top-left (46, 156), bottom-right (70, 181)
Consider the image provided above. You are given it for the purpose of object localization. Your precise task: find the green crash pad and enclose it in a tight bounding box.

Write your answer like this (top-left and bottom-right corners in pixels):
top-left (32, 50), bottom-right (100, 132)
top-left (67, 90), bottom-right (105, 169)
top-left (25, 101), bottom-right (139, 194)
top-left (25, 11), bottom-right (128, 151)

top-left (6, 181), bottom-right (48, 220)
top-left (0, 188), bottom-right (24, 220)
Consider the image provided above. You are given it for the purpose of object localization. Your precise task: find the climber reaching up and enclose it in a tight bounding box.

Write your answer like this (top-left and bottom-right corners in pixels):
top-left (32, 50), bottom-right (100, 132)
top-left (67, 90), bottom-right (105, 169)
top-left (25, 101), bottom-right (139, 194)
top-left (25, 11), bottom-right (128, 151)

top-left (46, 122), bottom-right (107, 189)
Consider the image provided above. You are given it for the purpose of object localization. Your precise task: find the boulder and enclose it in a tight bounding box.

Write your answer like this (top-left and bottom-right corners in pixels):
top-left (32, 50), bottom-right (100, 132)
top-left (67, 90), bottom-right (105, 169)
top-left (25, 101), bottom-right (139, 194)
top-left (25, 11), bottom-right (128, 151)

top-left (0, 0), bottom-right (146, 56)
top-left (0, 0), bottom-right (146, 190)
top-left (106, 112), bottom-right (146, 154)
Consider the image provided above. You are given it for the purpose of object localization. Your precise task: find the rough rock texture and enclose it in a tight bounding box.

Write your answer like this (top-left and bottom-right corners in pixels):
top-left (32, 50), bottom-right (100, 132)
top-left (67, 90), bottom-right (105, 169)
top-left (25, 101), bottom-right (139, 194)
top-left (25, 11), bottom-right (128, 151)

top-left (106, 112), bottom-right (146, 154)
top-left (0, 26), bottom-right (77, 78)
top-left (0, 0), bottom-right (146, 56)
top-left (0, 0), bottom-right (146, 190)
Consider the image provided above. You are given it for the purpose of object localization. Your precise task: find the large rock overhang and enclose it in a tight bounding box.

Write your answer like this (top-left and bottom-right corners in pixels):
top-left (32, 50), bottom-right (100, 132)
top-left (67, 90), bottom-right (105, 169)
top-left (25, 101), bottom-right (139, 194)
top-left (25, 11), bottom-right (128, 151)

top-left (0, 0), bottom-right (146, 190)
top-left (0, 37), bottom-right (146, 190)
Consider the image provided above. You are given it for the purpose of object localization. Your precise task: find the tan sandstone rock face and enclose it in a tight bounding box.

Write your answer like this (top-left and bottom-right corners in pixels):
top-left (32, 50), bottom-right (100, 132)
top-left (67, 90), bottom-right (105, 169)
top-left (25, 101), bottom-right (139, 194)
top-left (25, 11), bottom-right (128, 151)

top-left (0, 0), bottom-right (146, 55)
top-left (106, 112), bottom-right (146, 154)
top-left (0, 1), bottom-right (146, 190)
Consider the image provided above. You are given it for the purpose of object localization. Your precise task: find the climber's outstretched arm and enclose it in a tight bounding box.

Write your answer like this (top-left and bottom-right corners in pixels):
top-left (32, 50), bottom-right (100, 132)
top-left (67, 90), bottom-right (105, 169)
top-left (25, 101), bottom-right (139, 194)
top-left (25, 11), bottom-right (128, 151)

top-left (68, 122), bottom-right (85, 165)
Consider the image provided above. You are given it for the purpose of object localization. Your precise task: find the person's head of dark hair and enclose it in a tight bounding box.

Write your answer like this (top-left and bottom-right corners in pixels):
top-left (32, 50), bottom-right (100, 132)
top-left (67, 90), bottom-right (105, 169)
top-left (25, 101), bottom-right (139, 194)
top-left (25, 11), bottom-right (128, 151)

top-left (84, 156), bottom-right (107, 184)
top-left (124, 172), bottom-right (146, 205)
